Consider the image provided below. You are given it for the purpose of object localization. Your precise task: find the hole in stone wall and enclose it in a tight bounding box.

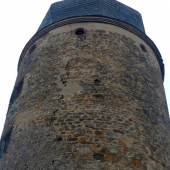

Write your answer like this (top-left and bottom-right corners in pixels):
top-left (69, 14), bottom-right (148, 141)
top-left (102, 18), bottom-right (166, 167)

top-left (55, 136), bottom-right (63, 142)
top-left (140, 44), bottom-right (147, 52)
top-left (60, 75), bottom-right (67, 86)
top-left (93, 153), bottom-right (104, 160)
top-left (94, 79), bottom-right (101, 86)
top-left (75, 28), bottom-right (85, 36)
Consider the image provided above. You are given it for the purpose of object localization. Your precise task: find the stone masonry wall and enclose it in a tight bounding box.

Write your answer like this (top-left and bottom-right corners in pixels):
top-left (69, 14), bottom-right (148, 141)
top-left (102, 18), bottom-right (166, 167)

top-left (0, 23), bottom-right (170, 170)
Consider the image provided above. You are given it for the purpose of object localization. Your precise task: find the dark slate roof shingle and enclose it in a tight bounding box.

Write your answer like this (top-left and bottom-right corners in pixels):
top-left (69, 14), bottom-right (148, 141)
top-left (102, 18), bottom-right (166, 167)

top-left (38, 0), bottom-right (145, 32)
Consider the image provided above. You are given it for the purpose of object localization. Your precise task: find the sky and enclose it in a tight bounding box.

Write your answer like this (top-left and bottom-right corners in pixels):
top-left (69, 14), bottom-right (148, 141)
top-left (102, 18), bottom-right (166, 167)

top-left (0, 0), bottom-right (170, 136)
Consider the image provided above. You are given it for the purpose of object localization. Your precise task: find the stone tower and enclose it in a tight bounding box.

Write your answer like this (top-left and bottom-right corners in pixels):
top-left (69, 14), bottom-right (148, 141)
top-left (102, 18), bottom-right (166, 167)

top-left (0, 0), bottom-right (170, 169)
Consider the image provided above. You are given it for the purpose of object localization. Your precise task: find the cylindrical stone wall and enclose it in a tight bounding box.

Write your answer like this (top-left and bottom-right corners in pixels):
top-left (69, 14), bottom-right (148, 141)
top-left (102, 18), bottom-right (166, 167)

top-left (0, 22), bottom-right (170, 170)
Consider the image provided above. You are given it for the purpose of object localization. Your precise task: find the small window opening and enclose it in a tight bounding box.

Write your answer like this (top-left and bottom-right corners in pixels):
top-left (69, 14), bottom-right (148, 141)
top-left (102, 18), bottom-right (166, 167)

top-left (75, 28), bottom-right (85, 36)
top-left (93, 153), bottom-right (104, 160)
top-left (140, 44), bottom-right (147, 52)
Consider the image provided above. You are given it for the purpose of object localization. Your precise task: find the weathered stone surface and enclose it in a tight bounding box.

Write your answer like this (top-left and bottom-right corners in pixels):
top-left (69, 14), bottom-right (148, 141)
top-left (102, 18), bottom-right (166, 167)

top-left (0, 23), bottom-right (170, 169)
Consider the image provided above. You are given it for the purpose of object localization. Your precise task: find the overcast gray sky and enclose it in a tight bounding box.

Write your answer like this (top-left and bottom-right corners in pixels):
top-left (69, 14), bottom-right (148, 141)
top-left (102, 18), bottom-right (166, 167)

top-left (0, 0), bottom-right (170, 136)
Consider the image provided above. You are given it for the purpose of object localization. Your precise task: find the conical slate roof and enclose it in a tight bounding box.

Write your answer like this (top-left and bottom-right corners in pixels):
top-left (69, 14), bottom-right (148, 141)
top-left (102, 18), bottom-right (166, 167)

top-left (38, 0), bottom-right (145, 32)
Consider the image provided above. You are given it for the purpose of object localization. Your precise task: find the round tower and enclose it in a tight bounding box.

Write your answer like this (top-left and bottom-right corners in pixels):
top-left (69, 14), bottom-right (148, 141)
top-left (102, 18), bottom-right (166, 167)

top-left (0, 0), bottom-right (170, 169)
